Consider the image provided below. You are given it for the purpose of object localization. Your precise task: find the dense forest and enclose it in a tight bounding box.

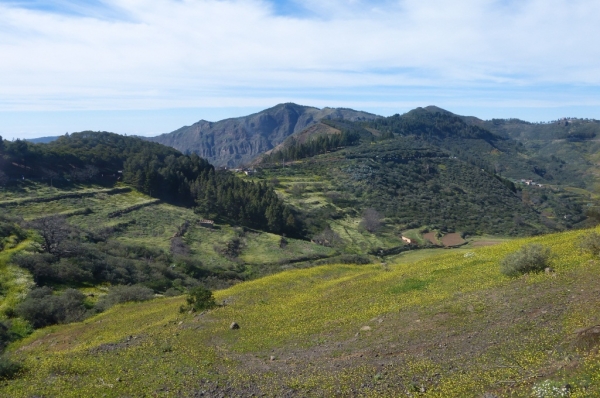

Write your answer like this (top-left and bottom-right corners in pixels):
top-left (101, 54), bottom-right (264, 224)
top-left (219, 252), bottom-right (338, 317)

top-left (262, 129), bottom-right (361, 163)
top-left (364, 107), bottom-right (501, 141)
top-left (0, 132), bottom-right (298, 236)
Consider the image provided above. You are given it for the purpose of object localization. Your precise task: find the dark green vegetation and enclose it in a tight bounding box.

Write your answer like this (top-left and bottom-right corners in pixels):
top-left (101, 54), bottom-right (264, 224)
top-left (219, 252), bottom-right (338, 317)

top-left (15, 287), bottom-right (90, 328)
top-left (257, 137), bottom-right (582, 246)
top-left (262, 120), bottom-right (364, 163)
top-left (465, 112), bottom-right (600, 190)
top-left (250, 106), bottom-right (597, 249)
top-left (182, 286), bottom-right (216, 312)
top-left (579, 231), bottom-right (600, 257)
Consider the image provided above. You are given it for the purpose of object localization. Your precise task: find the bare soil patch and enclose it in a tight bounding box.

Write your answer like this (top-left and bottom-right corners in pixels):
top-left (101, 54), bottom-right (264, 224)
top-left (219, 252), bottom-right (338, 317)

top-left (441, 233), bottom-right (465, 247)
top-left (423, 232), bottom-right (439, 245)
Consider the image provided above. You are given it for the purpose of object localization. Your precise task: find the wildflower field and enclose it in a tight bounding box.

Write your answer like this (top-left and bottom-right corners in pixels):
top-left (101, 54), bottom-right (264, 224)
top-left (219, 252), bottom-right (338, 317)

top-left (2, 227), bottom-right (600, 396)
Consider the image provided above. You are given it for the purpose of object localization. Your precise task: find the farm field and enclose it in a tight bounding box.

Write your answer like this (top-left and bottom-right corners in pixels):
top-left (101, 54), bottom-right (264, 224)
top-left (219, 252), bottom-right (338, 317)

top-left (0, 181), bottom-right (339, 286)
top-left (3, 227), bottom-right (600, 396)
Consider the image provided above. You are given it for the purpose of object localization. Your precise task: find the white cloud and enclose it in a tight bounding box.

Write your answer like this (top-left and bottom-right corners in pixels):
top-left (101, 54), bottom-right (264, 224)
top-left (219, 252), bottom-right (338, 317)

top-left (0, 0), bottom-right (599, 112)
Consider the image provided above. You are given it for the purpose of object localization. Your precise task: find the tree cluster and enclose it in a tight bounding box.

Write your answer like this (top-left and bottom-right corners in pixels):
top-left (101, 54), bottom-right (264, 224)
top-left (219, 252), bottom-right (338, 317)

top-left (263, 130), bottom-right (361, 163)
top-left (11, 215), bottom-right (228, 290)
top-left (365, 108), bottom-right (501, 141)
top-left (0, 132), bottom-right (299, 236)
top-left (0, 132), bottom-right (179, 182)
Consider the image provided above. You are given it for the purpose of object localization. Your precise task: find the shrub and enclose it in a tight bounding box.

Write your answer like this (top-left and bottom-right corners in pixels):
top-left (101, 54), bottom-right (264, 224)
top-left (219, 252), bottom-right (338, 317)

top-left (0, 322), bottom-right (10, 353)
top-left (0, 355), bottom-right (23, 380)
top-left (0, 216), bottom-right (27, 251)
top-left (164, 287), bottom-right (183, 297)
top-left (500, 244), bottom-right (551, 276)
top-left (184, 286), bottom-right (216, 312)
top-left (579, 231), bottom-right (600, 257)
top-left (312, 227), bottom-right (342, 247)
top-left (95, 285), bottom-right (154, 312)
top-left (360, 208), bottom-right (382, 233)
top-left (15, 287), bottom-right (88, 329)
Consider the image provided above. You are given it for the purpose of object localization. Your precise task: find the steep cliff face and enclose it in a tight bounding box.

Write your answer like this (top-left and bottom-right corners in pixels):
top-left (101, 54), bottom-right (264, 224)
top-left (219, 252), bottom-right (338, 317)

top-left (149, 103), bottom-right (380, 167)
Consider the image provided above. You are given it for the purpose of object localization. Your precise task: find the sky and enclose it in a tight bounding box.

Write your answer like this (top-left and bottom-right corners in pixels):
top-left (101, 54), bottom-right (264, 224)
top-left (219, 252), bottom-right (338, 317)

top-left (1, 0), bottom-right (600, 140)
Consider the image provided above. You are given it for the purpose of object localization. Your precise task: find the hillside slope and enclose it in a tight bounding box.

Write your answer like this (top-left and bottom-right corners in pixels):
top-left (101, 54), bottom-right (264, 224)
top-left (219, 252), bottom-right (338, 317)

top-left (149, 103), bottom-right (380, 167)
top-left (263, 106), bottom-right (588, 189)
top-left (478, 117), bottom-right (600, 191)
top-left (254, 135), bottom-right (589, 246)
top-left (3, 228), bottom-right (600, 396)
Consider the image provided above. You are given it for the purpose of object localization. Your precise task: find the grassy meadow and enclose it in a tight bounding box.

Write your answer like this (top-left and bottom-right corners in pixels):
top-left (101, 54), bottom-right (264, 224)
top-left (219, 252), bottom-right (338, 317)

top-left (2, 226), bottom-right (600, 396)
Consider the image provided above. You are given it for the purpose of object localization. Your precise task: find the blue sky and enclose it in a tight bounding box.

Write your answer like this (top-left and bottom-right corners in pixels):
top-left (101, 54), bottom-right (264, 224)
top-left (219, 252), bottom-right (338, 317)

top-left (1, 0), bottom-right (600, 139)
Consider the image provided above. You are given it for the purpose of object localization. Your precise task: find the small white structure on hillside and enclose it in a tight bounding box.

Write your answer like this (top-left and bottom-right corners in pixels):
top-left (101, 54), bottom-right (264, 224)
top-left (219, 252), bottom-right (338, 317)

top-left (402, 236), bottom-right (414, 244)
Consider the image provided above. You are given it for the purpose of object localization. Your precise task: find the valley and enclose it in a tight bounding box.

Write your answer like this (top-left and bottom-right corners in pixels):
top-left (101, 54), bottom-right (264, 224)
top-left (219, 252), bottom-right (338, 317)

top-left (1, 105), bottom-right (600, 396)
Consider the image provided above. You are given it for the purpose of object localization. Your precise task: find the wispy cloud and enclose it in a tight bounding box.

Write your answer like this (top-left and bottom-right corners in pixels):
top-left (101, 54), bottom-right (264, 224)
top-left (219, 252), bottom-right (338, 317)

top-left (0, 0), bottom-right (599, 136)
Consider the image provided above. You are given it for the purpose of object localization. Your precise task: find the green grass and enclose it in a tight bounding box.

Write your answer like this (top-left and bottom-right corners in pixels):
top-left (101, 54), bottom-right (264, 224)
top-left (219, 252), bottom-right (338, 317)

top-left (388, 277), bottom-right (429, 294)
top-left (0, 240), bottom-right (35, 317)
top-left (240, 232), bottom-right (335, 265)
top-left (3, 227), bottom-right (600, 396)
top-left (401, 228), bottom-right (429, 245)
top-left (328, 217), bottom-right (402, 253)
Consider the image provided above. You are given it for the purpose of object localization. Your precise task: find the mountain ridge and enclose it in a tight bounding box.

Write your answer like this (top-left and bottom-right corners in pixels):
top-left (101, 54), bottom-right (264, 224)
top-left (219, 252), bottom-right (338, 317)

top-left (148, 103), bottom-right (381, 167)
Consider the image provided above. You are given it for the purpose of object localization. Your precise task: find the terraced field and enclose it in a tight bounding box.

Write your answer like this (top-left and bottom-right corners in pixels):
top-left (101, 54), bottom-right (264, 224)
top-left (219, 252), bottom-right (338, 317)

top-left (0, 182), bottom-right (337, 283)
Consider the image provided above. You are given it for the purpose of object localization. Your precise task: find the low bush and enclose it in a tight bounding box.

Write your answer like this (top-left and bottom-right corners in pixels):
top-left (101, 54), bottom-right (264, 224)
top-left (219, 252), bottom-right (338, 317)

top-left (579, 231), bottom-right (600, 257)
top-left (312, 227), bottom-right (342, 247)
top-left (0, 319), bottom-right (32, 354)
top-left (0, 322), bottom-right (10, 353)
top-left (184, 286), bottom-right (216, 312)
top-left (164, 287), bottom-right (183, 297)
top-left (500, 244), bottom-right (552, 276)
top-left (15, 287), bottom-right (88, 329)
top-left (0, 215), bottom-right (27, 251)
top-left (0, 355), bottom-right (23, 380)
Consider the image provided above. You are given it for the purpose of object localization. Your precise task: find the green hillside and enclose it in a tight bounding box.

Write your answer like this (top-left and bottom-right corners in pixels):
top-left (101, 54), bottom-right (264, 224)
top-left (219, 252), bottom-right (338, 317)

top-left (0, 181), bottom-right (335, 296)
top-left (2, 227), bottom-right (600, 396)
top-left (257, 137), bottom-right (588, 248)
top-left (279, 106), bottom-right (598, 192)
top-left (471, 117), bottom-right (600, 191)
top-left (2, 121), bottom-right (600, 397)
